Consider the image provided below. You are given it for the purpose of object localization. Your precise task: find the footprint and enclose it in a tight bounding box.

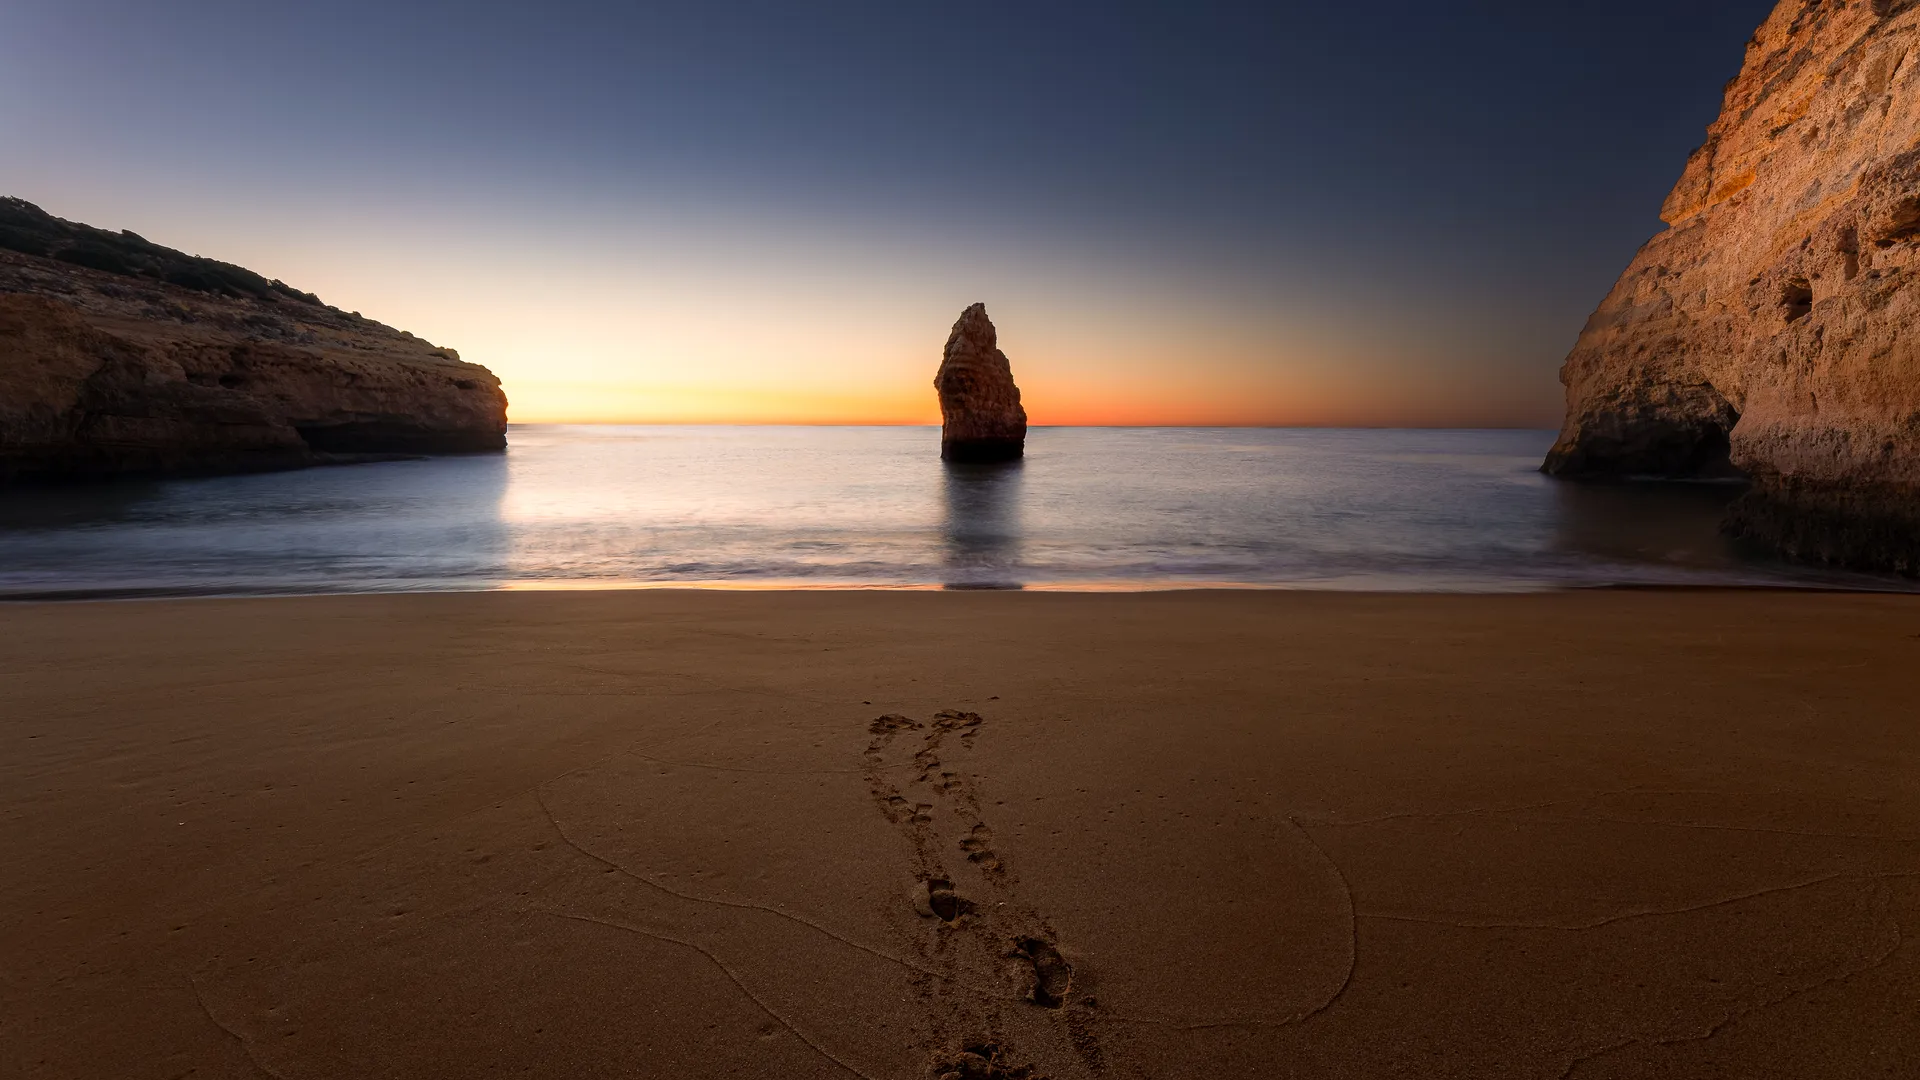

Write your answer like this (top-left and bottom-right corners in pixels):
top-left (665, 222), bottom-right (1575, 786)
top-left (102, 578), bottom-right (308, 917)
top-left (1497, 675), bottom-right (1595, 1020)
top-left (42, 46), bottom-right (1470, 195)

top-left (867, 714), bottom-right (921, 754)
top-left (960, 823), bottom-right (1000, 872)
top-left (913, 878), bottom-right (974, 922)
top-left (870, 713), bottom-right (920, 736)
top-left (1014, 938), bottom-right (1072, 1009)
top-left (929, 1041), bottom-right (1044, 1080)
top-left (932, 709), bottom-right (984, 735)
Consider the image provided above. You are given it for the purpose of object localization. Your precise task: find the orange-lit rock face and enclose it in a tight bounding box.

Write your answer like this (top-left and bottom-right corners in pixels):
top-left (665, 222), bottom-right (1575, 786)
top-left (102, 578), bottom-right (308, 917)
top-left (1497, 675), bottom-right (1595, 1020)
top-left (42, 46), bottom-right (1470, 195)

top-left (0, 199), bottom-right (506, 481)
top-left (934, 303), bottom-right (1027, 462)
top-left (1546, 0), bottom-right (1920, 573)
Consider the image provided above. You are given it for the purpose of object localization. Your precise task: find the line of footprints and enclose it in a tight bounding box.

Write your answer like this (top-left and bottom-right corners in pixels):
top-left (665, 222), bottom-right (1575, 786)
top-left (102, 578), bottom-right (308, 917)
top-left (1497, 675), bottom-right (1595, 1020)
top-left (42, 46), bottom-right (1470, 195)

top-left (864, 710), bottom-right (1075, 1015)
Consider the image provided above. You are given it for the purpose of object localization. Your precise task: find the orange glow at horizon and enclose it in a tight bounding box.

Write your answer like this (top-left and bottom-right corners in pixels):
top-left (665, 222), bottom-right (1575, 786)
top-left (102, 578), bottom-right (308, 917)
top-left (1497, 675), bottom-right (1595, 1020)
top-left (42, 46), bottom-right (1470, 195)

top-left (501, 369), bottom-right (1547, 429)
top-left (494, 322), bottom-right (1553, 428)
top-left (498, 365), bottom-right (1342, 428)
top-left (14, 188), bottom-right (1565, 432)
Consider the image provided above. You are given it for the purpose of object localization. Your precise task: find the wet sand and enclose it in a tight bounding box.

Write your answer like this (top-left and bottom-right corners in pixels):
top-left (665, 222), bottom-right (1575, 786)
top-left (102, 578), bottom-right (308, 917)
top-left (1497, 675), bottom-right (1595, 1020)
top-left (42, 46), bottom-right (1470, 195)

top-left (3, 589), bottom-right (1918, 1078)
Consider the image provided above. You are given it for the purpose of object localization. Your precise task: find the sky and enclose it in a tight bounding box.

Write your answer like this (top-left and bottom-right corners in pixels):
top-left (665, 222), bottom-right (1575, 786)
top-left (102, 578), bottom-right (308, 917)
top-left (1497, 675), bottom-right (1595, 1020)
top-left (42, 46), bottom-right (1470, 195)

top-left (0, 0), bottom-right (1777, 427)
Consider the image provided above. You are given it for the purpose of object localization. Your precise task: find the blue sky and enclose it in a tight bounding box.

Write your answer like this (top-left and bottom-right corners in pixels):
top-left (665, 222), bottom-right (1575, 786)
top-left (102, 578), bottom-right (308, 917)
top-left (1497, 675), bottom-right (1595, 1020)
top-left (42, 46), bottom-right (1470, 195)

top-left (1, 0), bottom-right (1775, 424)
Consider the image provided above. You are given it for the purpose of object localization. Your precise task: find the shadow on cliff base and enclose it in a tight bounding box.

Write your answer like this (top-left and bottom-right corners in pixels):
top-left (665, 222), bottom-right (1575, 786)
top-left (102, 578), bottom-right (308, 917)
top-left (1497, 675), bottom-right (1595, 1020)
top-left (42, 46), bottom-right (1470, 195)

top-left (941, 460), bottom-right (1024, 590)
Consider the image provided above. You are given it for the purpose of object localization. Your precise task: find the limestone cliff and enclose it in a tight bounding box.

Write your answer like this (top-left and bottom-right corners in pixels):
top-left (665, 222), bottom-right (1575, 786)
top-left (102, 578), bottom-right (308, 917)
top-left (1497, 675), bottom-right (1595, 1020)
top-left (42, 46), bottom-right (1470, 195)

top-left (0, 197), bottom-right (506, 481)
top-left (1544, 0), bottom-right (1920, 573)
top-left (934, 303), bottom-right (1027, 462)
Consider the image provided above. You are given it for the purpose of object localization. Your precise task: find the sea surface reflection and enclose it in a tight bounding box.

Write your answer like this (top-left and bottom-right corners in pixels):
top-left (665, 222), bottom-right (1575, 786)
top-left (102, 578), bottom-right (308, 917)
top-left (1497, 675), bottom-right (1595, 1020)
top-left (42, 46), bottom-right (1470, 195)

top-left (0, 425), bottom-right (1903, 597)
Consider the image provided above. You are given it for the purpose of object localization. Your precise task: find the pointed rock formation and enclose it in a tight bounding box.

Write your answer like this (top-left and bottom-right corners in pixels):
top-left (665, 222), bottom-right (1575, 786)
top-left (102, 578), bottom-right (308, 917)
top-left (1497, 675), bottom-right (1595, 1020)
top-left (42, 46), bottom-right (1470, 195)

top-left (0, 197), bottom-right (506, 482)
top-left (1544, 0), bottom-right (1920, 574)
top-left (934, 303), bottom-right (1027, 462)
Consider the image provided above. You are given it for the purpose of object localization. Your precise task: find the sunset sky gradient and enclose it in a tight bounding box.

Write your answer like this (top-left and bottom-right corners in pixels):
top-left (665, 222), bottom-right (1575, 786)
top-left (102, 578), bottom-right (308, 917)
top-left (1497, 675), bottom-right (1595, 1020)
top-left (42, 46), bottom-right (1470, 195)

top-left (2, 1), bottom-right (1774, 426)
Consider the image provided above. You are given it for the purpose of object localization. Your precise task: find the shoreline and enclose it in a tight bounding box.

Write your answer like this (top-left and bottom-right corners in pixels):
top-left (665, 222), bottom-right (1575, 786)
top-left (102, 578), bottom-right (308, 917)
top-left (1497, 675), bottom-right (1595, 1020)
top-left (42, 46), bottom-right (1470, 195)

top-left (5, 574), bottom-right (1917, 604)
top-left (5, 588), bottom-right (1919, 1077)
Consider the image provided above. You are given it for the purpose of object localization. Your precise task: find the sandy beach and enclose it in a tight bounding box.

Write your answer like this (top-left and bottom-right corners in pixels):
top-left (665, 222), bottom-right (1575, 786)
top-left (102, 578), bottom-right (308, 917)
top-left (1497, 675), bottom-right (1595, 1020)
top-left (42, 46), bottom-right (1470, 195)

top-left (3, 588), bottom-right (1918, 1078)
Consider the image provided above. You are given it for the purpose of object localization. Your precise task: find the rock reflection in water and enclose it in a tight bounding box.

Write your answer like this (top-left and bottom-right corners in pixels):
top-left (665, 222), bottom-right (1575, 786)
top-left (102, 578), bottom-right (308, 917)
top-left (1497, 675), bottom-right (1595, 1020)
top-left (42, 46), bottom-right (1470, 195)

top-left (0, 480), bottom-right (168, 530)
top-left (0, 455), bottom-right (512, 598)
top-left (942, 460), bottom-right (1024, 589)
top-left (1549, 479), bottom-right (1747, 569)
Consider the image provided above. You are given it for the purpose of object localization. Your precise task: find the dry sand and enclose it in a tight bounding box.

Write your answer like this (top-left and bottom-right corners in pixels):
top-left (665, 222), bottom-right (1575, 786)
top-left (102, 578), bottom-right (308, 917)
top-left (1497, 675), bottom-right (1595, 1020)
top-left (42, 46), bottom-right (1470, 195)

top-left (3, 589), bottom-right (1918, 1078)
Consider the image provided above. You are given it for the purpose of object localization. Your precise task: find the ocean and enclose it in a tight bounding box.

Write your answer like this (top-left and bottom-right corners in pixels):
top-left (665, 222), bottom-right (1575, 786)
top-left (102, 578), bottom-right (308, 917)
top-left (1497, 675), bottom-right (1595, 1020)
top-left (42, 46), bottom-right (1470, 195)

top-left (0, 425), bottom-right (1899, 598)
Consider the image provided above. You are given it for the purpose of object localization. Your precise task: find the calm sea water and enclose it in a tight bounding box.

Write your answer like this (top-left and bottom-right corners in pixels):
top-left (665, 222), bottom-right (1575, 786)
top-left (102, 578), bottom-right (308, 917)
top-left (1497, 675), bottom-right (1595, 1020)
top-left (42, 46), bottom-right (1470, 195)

top-left (0, 426), bottom-right (1900, 598)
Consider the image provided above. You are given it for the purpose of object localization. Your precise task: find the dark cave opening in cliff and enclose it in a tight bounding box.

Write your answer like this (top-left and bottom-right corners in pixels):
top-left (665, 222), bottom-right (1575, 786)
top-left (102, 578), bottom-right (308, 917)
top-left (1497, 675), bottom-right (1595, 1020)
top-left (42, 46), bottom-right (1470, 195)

top-left (1780, 277), bottom-right (1813, 323)
top-left (1684, 406), bottom-right (1742, 479)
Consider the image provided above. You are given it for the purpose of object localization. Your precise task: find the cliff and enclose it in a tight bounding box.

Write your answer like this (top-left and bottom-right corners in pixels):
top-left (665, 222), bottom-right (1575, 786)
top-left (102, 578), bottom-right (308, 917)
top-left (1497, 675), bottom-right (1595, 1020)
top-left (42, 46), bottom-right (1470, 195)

top-left (0, 197), bottom-right (506, 481)
top-left (1544, 0), bottom-right (1920, 574)
top-left (934, 303), bottom-right (1027, 462)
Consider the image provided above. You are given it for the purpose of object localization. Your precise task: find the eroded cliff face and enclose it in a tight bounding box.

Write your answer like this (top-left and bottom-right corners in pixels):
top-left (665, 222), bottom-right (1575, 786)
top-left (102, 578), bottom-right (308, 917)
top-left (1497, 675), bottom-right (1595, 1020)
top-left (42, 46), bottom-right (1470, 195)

top-left (935, 303), bottom-right (1027, 462)
top-left (0, 198), bottom-right (506, 481)
top-left (1545, 0), bottom-right (1920, 573)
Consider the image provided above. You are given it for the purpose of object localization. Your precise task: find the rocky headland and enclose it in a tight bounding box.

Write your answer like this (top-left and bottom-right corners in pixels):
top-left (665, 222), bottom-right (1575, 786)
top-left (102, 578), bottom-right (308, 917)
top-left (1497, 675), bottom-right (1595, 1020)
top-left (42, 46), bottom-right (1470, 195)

top-left (0, 197), bottom-right (506, 482)
top-left (1544, 0), bottom-right (1920, 574)
top-left (935, 303), bottom-right (1027, 462)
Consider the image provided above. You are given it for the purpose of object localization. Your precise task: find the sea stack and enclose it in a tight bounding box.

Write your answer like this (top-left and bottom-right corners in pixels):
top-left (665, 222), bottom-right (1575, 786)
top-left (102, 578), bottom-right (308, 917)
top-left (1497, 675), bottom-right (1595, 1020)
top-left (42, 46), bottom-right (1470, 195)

top-left (934, 302), bottom-right (1027, 462)
top-left (0, 197), bottom-right (507, 482)
top-left (1542, 1), bottom-right (1920, 574)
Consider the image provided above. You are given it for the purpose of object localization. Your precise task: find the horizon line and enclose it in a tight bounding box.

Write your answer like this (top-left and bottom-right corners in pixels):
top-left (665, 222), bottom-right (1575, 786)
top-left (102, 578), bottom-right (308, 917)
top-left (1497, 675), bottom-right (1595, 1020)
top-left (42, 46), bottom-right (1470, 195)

top-left (504, 420), bottom-right (1562, 431)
